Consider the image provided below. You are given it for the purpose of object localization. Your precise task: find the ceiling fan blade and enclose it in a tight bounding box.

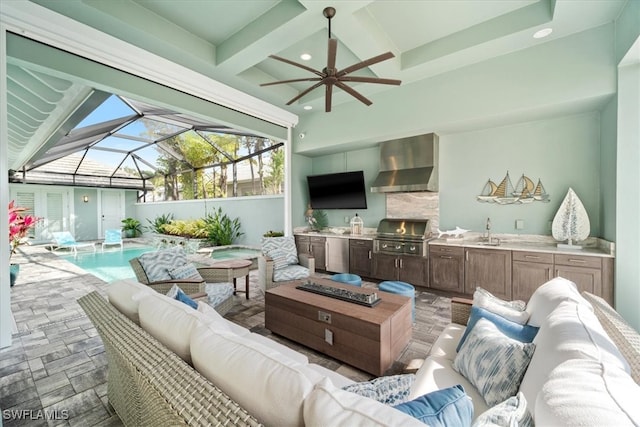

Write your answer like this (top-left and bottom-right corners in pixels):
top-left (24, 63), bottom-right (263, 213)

top-left (335, 81), bottom-right (372, 106)
top-left (260, 77), bottom-right (322, 87)
top-left (327, 38), bottom-right (338, 71)
top-left (337, 52), bottom-right (395, 77)
top-left (268, 55), bottom-right (325, 77)
top-left (325, 83), bottom-right (334, 112)
top-left (340, 76), bottom-right (401, 85)
top-left (285, 81), bottom-right (326, 105)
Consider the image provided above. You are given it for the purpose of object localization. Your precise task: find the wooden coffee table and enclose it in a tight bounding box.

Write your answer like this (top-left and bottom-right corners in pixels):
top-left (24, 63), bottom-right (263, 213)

top-left (265, 277), bottom-right (412, 376)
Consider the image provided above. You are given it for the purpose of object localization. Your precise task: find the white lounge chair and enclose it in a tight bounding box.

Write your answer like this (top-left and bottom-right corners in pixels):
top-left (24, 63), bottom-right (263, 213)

top-left (101, 229), bottom-right (123, 252)
top-left (50, 231), bottom-right (96, 255)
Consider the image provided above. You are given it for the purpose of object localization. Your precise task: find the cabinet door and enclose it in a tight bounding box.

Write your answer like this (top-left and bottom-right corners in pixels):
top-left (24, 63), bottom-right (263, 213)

top-left (398, 256), bottom-right (426, 286)
top-left (512, 261), bottom-right (553, 301)
top-left (464, 248), bottom-right (512, 299)
top-left (554, 265), bottom-right (602, 296)
top-left (429, 246), bottom-right (464, 293)
top-left (349, 239), bottom-right (373, 277)
top-left (309, 237), bottom-right (326, 270)
top-left (295, 236), bottom-right (310, 255)
top-left (372, 253), bottom-right (399, 281)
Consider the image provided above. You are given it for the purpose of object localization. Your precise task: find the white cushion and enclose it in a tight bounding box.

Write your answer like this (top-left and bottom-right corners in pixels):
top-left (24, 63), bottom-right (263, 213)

top-left (303, 377), bottom-right (425, 427)
top-left (472, 392), bottom-right (532, 427)
top-left (525, 276), bottom-right (591, 327)
top-left (536, 359), bottom-right (640, 426)
top-left (138, 246), bottom-right (187, 282)
top-left (138, 292), bottom-right (210, 364)
top-left (306, 364), bottom-right (355, 389)
top-left (429, 323), bottom-right (465, 360)
top-left (191, 322), bottom-right (323, 427)
top-left (474, 287), bottom-right (529, 324)
top-left (519, 300), bottom-right (630, 417)
top-left (243, 333), bottom-right (309, 365)
top-left (107, 279), bottom-right (153, 324)
top-left (196, 301), bottom-right (249, 336)
top-left (409, 356), bottom-right (489, 420)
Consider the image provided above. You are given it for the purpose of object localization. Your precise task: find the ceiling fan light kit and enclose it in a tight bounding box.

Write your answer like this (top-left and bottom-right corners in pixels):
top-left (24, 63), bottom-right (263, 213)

top-left (261, 6), bottom-right (401, 112)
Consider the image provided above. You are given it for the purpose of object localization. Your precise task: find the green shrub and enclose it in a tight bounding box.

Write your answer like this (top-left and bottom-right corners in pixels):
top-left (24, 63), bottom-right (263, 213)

top-left (146, 213), bottom-right (174, 234)
top-left (204, 207), bottom-right (243, 246)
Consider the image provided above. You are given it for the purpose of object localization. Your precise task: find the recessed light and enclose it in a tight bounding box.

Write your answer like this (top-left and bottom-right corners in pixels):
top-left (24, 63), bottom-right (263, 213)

top-left (303, 105), bottom-right (313, 110)
top-left (300, 53), bottom-right (312, 61)
top-left (533, 28), bottom-right (553, 39)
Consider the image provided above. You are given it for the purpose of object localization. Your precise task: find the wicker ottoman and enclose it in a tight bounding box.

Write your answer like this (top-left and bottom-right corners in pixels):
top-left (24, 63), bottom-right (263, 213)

top-left (379, 281), bottom-right (415, 322)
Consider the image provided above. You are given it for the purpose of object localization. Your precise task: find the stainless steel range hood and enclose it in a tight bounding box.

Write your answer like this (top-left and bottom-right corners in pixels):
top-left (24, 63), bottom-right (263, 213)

top-left (371, 133), bottom-right (439, 192)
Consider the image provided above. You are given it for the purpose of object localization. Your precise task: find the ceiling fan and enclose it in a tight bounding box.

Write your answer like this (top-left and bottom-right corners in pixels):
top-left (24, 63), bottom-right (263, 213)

top-left (261, 6), bottom-right (401, 112)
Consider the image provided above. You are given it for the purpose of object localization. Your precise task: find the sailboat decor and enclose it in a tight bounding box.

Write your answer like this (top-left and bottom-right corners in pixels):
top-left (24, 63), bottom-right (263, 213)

top-left (552, 187), bottom-right (590, 249)
top-left (477, 172), bottom-right (549, 205)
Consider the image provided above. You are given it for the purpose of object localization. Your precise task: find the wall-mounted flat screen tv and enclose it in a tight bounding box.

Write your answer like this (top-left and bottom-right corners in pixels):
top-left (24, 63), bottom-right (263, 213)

top-left (307, 171), bottom-right (368, 209)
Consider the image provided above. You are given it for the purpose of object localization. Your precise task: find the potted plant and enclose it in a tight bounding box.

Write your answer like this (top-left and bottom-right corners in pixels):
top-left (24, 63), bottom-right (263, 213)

top-left (8, 200), bottom-right (40, 287)
top-left (121, 217), bottom-right (142, 238)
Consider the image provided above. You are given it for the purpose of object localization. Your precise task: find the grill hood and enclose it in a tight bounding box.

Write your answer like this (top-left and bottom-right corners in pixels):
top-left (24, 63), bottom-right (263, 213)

top-left (371, 133), bottom-right (439, 193)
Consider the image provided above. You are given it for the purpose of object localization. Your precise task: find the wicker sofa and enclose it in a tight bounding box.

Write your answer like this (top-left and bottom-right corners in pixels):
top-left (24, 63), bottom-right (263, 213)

top-left (79, 277), bottom-right (640, 426)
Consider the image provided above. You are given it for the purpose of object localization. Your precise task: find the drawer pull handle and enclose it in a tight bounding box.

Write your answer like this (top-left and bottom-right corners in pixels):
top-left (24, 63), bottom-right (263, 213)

top-left (568, 259), bottom-right (587, 263)
top-left (525, 255), bottom-right (540, 260)
top-left (440, 256), bottom-right (453, 259)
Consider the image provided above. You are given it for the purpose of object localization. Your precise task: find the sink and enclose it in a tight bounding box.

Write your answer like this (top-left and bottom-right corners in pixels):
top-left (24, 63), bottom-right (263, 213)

top-left (481, 240), bottom-right (501, 246)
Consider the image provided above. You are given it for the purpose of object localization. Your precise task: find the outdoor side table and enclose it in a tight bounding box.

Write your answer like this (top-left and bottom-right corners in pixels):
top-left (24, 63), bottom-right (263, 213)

top-left (208, 259), bottom-right (252, 299)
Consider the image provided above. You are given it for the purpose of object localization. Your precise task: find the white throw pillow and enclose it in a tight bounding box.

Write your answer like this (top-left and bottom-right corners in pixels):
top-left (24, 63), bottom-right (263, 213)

top-left (525, 276), bottom-right (591, 327)
top-left (536, 359), bottom-right (640, 426)
top-left (303, 377), bottom-right (425, 427)
top-left (519, 300), bottom-right (630, 416)
top-left (453, 318), bottom-right (535, 406)
top-left (107, 279), bottom-right (153, 324)
top-left (191, 322), bottom-right (322, 427)
top-left (473, 287), bottom-right (529, 324)
top-left (472, 392), bottom-right (532, 427)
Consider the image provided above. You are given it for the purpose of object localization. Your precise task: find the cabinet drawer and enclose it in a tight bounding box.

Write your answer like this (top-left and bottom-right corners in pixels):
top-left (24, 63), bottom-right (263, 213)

top-left (310, 236), bottom-right (326, 243)
top-left (429, 245), bottom-right (464, 256)
top-left (512, 251), bottom-right (554, 264)
top-left (350, 239), bottom-right (373, 248)
top-left (554, 254), bottom-right (601, 269)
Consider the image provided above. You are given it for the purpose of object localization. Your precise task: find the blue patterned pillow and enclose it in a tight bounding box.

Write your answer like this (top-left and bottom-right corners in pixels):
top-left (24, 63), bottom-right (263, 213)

top-left (342, 374), bottom-right (416, 406)
top-left (138, 247), bottom-right (187, 282)
top-left (453, 318), bottom-right (535, 406)
top-left (262, 236), bottom-right (298, 265)
top-left (269, 249), bottom-right (290, 270)
top-left (393, 385), bottom-right (473, 427)
top-left (175, 288), bottom-right (198, 309)
top-left (472, 392), bottom-right (533, 427)
top-left (456, 306), bottom-right (539, 352)
top-left (169, 263), bottom-right (203, 281)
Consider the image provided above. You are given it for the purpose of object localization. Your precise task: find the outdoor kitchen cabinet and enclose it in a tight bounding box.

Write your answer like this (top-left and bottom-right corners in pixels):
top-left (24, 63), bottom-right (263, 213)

top-left (372, 253), bottom-right (426, 286)
top-left (464, 247), bottom-right (512, 300)
top-left (295, 235), bottom-right (326, 271)
top-left (512, 251), bottom-right (554, 301)
top-left (428, 245), bottom-right (464, 293)
top-left (349, 239), bottom-right (373, 277)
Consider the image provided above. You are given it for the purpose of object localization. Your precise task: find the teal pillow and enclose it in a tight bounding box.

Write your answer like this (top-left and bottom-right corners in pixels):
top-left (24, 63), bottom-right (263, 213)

top-left (393, 385), bottom-right (473, 426)
top-left (456, 306), bottom-right (539, 352)
top-left (175, 288), bottom-right (198, 309)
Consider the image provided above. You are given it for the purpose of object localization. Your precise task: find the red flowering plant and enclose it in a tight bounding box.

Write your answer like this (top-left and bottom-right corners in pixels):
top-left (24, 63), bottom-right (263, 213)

top-left (9, 200), bottom-right (40, 259)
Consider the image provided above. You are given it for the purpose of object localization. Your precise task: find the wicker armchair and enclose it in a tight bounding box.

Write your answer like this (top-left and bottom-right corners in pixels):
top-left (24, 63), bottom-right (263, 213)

top-left (129, 257), bottom-right (235, 315)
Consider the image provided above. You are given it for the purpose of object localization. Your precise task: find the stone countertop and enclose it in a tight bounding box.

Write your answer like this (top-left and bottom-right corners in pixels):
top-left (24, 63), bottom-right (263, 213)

top-left (293, 227), bottom-right (376, 240)
top-left (429, 233), bottom-right (615, 258)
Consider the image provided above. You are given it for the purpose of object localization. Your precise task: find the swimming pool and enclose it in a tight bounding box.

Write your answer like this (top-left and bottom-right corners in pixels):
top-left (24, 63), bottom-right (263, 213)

top-left (59, 246), bottom-right (155, 282)
top-left (209, 245), bottom-right (261, 269)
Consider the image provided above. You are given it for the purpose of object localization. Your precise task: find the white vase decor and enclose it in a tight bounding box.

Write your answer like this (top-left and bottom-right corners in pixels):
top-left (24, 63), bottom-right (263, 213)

top-left (552, 187), bottom-right (590, 249)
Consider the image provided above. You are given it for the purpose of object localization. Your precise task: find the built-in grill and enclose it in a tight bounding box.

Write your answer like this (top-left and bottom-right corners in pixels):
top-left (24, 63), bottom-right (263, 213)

top-left (374, 218), bottom-right (432, 257)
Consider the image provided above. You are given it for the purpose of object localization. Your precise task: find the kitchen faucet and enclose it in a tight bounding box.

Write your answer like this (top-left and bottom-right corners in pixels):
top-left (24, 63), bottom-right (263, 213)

top-left (486, 217), bottom-right (492, 244)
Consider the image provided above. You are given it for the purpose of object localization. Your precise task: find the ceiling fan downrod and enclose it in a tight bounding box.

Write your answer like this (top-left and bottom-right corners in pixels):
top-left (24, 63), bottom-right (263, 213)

top-left (323, 7), bottom-right (336, 38)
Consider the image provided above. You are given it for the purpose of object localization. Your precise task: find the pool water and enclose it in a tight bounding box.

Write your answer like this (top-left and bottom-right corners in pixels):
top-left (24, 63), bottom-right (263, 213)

top-left (59, 246), bottom-right (155, 282)
top-left (210, 247), bottom-right (261, 261)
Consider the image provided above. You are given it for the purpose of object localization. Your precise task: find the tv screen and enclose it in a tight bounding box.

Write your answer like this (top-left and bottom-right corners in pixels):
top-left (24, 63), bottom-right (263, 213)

top-left (307, 171), bottom-right (368, 209)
